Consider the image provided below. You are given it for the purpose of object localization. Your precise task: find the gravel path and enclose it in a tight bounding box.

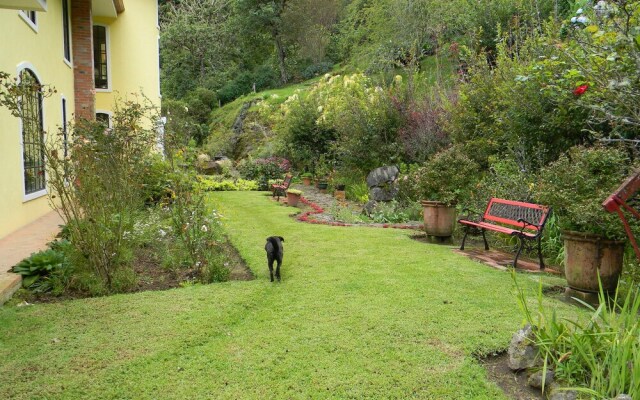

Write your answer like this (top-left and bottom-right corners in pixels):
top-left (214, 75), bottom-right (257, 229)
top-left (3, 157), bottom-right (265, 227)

top-left (288, 183), bottom-right (423, 230)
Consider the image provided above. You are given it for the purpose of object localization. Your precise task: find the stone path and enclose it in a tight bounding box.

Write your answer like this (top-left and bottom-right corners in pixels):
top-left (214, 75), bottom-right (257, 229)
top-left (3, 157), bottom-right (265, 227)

top-left (0, 211), bottom-right (63, 305)
top-left (286, 183), bottom-right (423, 230)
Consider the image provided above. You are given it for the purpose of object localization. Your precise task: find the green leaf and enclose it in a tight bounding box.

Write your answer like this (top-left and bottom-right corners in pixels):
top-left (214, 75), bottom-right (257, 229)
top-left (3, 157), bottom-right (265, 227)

top-left (585, 25), bottom-right (599, 34)
top-left (22, 275), bottom-right (39, 288)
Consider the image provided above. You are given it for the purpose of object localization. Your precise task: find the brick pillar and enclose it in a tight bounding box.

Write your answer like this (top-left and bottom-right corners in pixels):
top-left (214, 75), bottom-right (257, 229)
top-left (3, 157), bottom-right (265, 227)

top-left (71, 0), bottom-right (95, 121)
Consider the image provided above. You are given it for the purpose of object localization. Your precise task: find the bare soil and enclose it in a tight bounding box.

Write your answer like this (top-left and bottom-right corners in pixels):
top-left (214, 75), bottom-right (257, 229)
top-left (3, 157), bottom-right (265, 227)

top-left (480, 351), bottom-right (544, 400)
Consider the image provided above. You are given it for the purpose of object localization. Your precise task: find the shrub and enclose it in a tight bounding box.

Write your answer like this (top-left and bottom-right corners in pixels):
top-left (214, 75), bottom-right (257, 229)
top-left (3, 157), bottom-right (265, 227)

top-left (412, 146), bottom-right (480, 206)
top-left (196, 176), bottom-right (258, 191)
top-left (237, 156), bottom-right (290, 190)
top-left (397, 90), bottom-right (453, 163)
top-left (46, 98), bottom-right (159, 291)
top-left (533, 146), bottom-right (637, 240)
top-left (168, 171), bottom-right (229, 283)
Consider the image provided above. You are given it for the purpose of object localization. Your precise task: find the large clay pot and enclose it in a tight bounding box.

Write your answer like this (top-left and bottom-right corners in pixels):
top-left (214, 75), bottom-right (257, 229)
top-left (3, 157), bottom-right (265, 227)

top-left (286, 192), bottom-right (301, 207)
top-left (421, 200), bottom-right (456, 237)
top-left (562, 231), bottom-right (625, 293)
top-left (302, 177), bottom-right (312, 186)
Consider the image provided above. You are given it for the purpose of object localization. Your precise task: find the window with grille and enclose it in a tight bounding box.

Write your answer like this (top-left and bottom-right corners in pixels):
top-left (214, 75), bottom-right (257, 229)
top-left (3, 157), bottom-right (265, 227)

top-left (20, 69), bottom-right (46, 195)
top-left (93, 25), bottom-right (109, 89)
top-left (62, 0), bottom-right (71, 62)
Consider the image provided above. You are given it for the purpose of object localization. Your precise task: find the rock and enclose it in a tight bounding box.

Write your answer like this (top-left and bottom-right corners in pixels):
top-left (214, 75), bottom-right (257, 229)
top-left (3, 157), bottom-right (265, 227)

top-left (199, 161), bottom-right (221, 175)
top-left (366, 165), bottom-right (399, 189)
top-left (370, 186), bottom-right (399, 202)
top-left (508, 324), bottom-right (539, 371)
top-left (614, 395), bottom-right (632, 400)
top-left (547, 383), bottom-right (577, 400)
top-left (527, 369), bottom-right (554, 389)
top-left (363, 200), bottom-right (378, 216)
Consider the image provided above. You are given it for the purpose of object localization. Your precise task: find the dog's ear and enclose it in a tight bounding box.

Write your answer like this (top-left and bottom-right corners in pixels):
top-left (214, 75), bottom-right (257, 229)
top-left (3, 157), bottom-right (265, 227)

top-left (278, 236), bottom-right (285, 242)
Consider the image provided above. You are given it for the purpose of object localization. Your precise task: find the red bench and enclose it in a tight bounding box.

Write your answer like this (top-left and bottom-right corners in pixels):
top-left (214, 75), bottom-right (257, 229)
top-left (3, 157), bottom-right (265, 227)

top-left (271, 174), bottom-right (292, 200)
top-left (458, 198), bottom-right (552, 269)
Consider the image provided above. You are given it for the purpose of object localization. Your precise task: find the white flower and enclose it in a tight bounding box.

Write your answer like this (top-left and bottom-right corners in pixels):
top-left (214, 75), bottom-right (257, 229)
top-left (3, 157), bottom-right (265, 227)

top-left (576, 8), bottom-right (583, 14)
top-left (571, 16), bottom-right (577, 23)
top-left (577, 15), bottom-right (589, 23)
top-left (159, 229), bottom-right (167, 237)
top-left (201, 225), bottom-right (208, 232)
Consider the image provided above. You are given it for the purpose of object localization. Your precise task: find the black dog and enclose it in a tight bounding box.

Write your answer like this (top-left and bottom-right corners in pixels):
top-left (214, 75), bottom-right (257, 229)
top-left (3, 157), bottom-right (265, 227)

top-left (265, 236), bottom-right (284, 282)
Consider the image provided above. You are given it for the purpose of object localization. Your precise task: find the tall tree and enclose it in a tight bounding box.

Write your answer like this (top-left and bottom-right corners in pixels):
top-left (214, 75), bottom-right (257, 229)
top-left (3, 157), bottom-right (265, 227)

top-left (234, 0), bottom-right (290, 84)
top-left (160, 0), bottom-right (234, 98)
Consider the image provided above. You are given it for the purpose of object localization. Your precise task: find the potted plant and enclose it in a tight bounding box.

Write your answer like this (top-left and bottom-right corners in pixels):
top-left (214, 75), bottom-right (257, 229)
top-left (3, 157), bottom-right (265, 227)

top-left (414, 146), bottom-right (479, 237)
top-left (534, 146), bottom-right (635, 294)
top-left (314, 156), bottom-right (331, 193)
top-left (333, 178), bottom-right (347, 200)
top-left (286, 188), bottom-right (303, 207)
top-left (301, 172), bottom-right (313, 186)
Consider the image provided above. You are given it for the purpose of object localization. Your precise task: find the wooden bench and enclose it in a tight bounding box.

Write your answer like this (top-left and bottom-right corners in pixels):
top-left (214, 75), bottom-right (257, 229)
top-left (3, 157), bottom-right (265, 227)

top-left (271, 174), bottom-right (292, 200)
top-left (458, 198), bottom-right (552, 269)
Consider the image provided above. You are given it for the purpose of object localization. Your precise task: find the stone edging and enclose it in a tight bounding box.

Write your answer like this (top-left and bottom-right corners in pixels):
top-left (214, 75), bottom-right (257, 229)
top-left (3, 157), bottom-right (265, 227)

top-left (296, 196), bottom-right (422, 230)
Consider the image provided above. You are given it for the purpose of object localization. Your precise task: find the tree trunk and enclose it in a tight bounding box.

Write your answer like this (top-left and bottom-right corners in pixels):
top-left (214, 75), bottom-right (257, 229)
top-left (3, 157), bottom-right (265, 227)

top-left (273, 31), bottom-right (288, 84)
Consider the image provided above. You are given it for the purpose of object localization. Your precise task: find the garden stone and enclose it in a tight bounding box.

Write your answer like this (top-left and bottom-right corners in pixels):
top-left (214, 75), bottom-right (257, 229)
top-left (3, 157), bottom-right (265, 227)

top-left (370, 186), bottom-right (398, 202)
top-left (366, 165), bottom-right (399, 189)
top-left (527, 369), bottom-right (554, 389)
top-left (363, 200), bottom-right (377, 217)
top-left (508, 324), bottom-right (539, 371)
top-left (547, 384), bottom-right (577, 400)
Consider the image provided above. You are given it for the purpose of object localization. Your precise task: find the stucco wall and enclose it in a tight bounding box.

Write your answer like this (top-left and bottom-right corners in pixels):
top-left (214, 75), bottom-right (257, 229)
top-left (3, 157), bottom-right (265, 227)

top-left (0, 3), bottom-right (75, 239)
top-left (94, 0), bottom-right (161, 116)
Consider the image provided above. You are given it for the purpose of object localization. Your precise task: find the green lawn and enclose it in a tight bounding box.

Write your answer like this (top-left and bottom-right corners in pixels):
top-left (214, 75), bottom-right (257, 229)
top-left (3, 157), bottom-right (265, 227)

top-left (0, 192), bottom-right (576, 399)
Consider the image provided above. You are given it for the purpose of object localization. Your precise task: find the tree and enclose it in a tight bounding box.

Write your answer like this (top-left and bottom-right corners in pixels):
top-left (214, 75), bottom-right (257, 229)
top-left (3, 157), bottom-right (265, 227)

top-left (233, 0), bottom-right (290, 84)
top-left (160, 0), bottom-right (234, 98)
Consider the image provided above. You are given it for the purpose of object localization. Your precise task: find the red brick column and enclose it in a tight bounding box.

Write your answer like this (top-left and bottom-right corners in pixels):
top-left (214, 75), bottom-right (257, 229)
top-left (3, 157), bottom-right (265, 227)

top-left (71, 0), bottom-right (95, 121)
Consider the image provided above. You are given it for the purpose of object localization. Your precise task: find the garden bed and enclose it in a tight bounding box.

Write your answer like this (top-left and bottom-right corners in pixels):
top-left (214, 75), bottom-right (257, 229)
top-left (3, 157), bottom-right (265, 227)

top-left (10, 237), bottom-right (252, 305)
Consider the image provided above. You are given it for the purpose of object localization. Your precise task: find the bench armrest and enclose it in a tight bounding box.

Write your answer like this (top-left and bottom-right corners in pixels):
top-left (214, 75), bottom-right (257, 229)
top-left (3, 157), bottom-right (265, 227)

top-left (459, 207), bottom-right (482, 222)
top-left (517, 218), bottom-right (538, 231)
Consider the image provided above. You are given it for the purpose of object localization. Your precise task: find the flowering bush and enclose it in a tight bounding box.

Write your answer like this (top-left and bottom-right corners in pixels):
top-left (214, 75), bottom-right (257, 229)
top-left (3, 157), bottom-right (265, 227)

top-left (237, 156), bottom-right (290, 190)
top-left (533, 146), bottom-right (637, 240)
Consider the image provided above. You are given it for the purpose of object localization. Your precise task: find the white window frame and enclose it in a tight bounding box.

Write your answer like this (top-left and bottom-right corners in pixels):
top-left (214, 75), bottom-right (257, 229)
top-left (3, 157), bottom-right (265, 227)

top-left (19, 9), bottom-right (38, 33)
top-left (93, 24), bottom-right (112, 92)
top-left (17, 62), bottom-right (48, 202)
top-left (62, 0), bottom-right (72, 67)
top-left (96, 110), bottom-right (113, 128)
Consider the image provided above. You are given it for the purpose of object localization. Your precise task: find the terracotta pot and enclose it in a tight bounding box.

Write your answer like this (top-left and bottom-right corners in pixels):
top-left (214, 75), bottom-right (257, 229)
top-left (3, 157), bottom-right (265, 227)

top-left (302, 177), bottom-right (312, 186)
top-left (562, 231), bottom-right (625, 293)
top-left (421, 200), bottom-right (456, 237)
top-left (286, 192), bottom-right (301, 207)
top-left (334, 190), bottom-right (346, 201)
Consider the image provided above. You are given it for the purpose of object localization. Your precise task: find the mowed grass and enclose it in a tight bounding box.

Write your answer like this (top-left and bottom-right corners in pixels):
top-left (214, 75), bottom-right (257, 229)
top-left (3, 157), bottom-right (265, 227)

top-left (0, 192), bottom-right (577, 399)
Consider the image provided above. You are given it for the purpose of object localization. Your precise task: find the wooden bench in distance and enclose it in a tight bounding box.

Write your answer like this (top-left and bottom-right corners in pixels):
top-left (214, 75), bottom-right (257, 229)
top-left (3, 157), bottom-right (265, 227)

top-left (458, 198), bottom-right (552, 269)
top-left (271, 174), bottom-right (292, 200)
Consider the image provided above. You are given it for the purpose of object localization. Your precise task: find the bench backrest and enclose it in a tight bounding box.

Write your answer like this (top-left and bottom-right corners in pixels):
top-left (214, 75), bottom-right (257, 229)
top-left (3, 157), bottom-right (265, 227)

top-left (483, 198), bottom-right (551, 231)
top-left (282, 175), bottom-right (293, 188)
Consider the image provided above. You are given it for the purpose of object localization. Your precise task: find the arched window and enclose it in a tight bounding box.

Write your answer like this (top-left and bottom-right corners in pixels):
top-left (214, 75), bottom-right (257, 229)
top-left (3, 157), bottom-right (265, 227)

top-left (20, 68), bottom-right (46, 195)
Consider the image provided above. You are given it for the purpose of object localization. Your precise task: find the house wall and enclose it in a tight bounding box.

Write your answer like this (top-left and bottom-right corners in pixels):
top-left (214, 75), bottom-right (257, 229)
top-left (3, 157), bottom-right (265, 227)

top-left (94, 0), bottom-right (161, 117)
top-left (0, 3), bottom-right (75, 239)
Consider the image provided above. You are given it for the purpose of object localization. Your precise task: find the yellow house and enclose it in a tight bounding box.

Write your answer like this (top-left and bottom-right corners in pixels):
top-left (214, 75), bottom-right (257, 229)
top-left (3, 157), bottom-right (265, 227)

top-left (0, 0), bottom-right (161, 240)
